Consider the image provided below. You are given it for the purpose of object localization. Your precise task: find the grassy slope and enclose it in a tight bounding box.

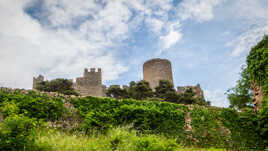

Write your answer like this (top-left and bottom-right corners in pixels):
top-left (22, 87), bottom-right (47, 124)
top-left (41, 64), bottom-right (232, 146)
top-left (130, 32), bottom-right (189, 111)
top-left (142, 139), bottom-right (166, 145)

top-left (36, 127), bottom-right (225, 151)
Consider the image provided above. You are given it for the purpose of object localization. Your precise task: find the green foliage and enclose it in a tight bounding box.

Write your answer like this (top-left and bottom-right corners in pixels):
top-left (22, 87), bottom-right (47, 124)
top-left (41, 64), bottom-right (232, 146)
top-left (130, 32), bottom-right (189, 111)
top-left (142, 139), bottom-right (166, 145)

top-left (185, 106), bottom-right (266, 150)
top-left (0, 90), bottom-right (67, 121)
top-left (177, 88), bottom-right (208, 106)
top-left (106, 85), bottom-right (129, 99)
top-left (36, 78), bottom-right (79, 95)
top-left (189, 106), bottom-right (229, 148)
top-left (135, 136), bottom-right (178, 151)
top-left (226, 66), bottom-right (254, 109)
top-left (0, 115), bottom-right (38, 151)
top-left (127, 80), bottom-right (154, 100)
top-left (70, 96), bottom-right (186, 136)
top-left (258, 97), bottom-right (268, 147)
top-left (219, 108), bottom-right (264, 150)
top-left (155, 80), bottom-right (179, 103)
top-left (0, 101), bottom-right (20, 117)
top-left (246, 35), bottom-right (268, 90)
top-left (35, 127), bottom-right (213, 151)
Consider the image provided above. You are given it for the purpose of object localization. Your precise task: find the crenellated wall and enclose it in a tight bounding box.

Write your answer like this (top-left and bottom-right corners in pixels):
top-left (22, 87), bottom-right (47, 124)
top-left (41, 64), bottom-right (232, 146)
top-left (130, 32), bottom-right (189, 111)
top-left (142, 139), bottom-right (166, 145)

top-left (73, 68), bottom-right (105, 97)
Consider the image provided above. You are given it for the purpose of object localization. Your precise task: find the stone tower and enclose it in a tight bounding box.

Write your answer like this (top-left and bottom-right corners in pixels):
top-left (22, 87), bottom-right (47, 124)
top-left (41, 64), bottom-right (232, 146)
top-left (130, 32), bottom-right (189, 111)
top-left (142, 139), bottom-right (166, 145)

top-left (143, 58), bottom-right (174, 89)
top-left (32, 75), bottom-right (44, 89)
top-left (73, 68), bottom-right (105, 97)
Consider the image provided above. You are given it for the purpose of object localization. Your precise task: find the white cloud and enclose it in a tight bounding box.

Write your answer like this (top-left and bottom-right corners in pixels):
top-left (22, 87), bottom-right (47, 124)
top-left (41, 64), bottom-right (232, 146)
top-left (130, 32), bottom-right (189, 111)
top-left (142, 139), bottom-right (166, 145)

top-left (225, 0), bottom-right (268, 56)
top-left (230, 27), bottom-right (268, 56)
top-left (178, 0), bottom-right (225, 22)
top-left (204, 89), bottom-right (229, 107)
top-left (0, 0), bottom-right (235, 89)
top-left (160, 22), bottom-right (182, 50)
top-left (146, 18), bottom-right (164, 34)
top-left (0, 0), bottom-right (128, 89)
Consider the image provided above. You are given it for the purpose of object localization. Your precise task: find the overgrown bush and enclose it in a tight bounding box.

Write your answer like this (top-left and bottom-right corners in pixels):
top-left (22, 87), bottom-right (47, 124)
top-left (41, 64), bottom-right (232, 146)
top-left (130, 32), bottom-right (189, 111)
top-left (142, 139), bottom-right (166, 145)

top-left (219, 108), bottom-right (264, 150)
top-left (0, 115), bottom-right (38, 151)
top-left (71, 96), bottom-right (186, 136)
top-left (189, 106), bottom-right (229, 148)
top-left (0, 90), bottom-right (67, 121)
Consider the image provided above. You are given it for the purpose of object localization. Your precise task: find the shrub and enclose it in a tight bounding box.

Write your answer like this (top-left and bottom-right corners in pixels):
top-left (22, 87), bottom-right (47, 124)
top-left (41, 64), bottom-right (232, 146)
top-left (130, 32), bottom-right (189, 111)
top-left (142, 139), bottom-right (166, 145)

top-left (219, 108), bottom-right (264, 150)
top-left (0, 90), bottom-right (67, 121)
top-left (71, 96), bottom-right (186, 136)
top-left (189, 106), bottom-right (229, 148)
top-left (0, 115), bottom-right (38, 151)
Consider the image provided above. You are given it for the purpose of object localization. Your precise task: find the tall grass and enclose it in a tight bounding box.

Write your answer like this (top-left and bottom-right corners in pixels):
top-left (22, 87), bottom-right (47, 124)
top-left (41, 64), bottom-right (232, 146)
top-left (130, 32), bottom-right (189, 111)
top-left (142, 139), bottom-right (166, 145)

top-left (35, 127), bottom-right (226, 151)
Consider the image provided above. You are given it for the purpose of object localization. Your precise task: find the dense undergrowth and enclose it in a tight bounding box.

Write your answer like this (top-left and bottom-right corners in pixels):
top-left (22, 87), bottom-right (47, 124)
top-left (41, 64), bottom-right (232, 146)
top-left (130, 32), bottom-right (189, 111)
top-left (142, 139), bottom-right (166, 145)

top-left (0, 90), bottom-right (267, 150)
top-left (35, 127), bottom-right (226, 151)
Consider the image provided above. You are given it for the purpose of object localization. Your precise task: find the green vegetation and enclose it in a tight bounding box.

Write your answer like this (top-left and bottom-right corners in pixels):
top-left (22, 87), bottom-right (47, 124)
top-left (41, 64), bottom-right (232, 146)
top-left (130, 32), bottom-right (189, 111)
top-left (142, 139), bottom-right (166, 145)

top-left (227, 35), bottom-right (268, 148)
top-left (106, 80), bottom-right (209, 106)
top-left (226, 66), bottom-right (253, 109)
top-left (34, 127), bottom-right (226, 151)
top-left (0, 90), bottom-right (67, 120)
top-left (36, 78), bottom-right (79, 95)
top-left (0, 115), bottom-right (38, 151)
top-left (0, 88), bottom-right (267, 150)
top-left (71, 96), bottom-right (186, 136)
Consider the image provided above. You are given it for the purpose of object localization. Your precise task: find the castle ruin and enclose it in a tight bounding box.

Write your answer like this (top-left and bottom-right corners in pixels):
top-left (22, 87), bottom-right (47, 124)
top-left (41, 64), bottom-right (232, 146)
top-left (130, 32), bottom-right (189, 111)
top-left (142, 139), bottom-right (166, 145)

top-left (32, 75), bottom-right (44, 90)
top-left (33, 58), bottom-right (204, 99)
top-left (143, 58), bottom-right (204, 99)
top-left (73, 68), bottom-right (106, 97)
top-left (143, 58), bottom-right (174, 89)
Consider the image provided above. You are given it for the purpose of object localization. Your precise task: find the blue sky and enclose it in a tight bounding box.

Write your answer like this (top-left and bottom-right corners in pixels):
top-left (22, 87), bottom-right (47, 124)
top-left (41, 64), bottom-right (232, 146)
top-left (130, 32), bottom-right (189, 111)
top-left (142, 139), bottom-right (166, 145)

top-left (0, 0), bottom-right (268, 107)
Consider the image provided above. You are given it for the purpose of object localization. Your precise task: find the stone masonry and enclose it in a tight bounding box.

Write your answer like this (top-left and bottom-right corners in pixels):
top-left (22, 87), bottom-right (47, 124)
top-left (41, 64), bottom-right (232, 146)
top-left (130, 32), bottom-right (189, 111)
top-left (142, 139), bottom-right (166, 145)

top-left (32, 75), bottom-right (44, 90)
top-left (73, 68), bottom-right (106, 97)
top-left (143, 58), bottom-right (174, 89)
top-left (33, 58), bottom-right (205, 98)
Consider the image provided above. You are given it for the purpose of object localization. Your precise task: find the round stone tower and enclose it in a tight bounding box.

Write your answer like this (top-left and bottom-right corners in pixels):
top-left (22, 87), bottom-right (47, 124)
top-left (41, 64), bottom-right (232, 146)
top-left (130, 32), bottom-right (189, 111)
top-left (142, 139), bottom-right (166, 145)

top-left (143, 58), bottom-right (174, 89)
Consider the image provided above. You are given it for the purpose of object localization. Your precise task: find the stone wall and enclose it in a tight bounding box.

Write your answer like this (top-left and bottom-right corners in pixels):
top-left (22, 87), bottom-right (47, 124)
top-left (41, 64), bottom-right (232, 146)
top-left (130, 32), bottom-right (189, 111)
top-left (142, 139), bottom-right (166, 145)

top-left (177, 84), bottom-right (204, 99)
top-left (32, 75), bottom-right (44, 89)
top-left (143, 58), bottom-right (174, 89)
top-left (73, 68), bottom-right (105, 97)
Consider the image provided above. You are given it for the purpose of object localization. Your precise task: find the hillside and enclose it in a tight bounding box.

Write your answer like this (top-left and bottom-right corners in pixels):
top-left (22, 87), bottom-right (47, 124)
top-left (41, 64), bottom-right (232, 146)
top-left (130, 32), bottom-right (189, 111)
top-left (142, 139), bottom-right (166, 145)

top-left (0, 88), bottom-right (266, 151)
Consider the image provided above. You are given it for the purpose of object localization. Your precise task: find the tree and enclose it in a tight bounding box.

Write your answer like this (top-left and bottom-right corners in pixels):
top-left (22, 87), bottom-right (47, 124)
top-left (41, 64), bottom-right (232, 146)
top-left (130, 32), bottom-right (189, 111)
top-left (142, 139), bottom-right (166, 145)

top-left (36, 78), bottom-right (78, 95)
top-left (154, 80), bottom-right (179, 103)
top-left (106, 85), bottom-right (128, 99)
top-left (177, 88), bottom-right (196, 104)
top-left (226, 66), bottom-right (253, 109)
top-left (226, 35), bottom-right (268, 110)
top-left (128, 80), bottom-right (153, 100)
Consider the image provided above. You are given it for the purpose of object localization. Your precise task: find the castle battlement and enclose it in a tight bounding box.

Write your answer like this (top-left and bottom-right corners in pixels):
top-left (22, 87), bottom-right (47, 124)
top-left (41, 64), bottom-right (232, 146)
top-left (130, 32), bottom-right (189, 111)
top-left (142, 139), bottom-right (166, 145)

top-left (74, 67), bottom-right (105, 97)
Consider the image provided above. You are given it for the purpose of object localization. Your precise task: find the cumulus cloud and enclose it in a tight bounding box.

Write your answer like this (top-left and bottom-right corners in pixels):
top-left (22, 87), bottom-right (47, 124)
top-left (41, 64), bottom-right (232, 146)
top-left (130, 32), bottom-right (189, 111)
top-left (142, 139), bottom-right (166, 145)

top-left (204, 89), bottom-right (229, 107)
top-left (0, 0), bottom-right (128, 89)
top-left (160, 22), bottom-right (182, 50)
top-left (178, 0), bottom-right (225, 22)
top-left (0, 0), bottom-right (230, 89)
top-left (226, 0), bottom-right (268, 56)
top-left (229, 27), bottom-right (268, 56)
